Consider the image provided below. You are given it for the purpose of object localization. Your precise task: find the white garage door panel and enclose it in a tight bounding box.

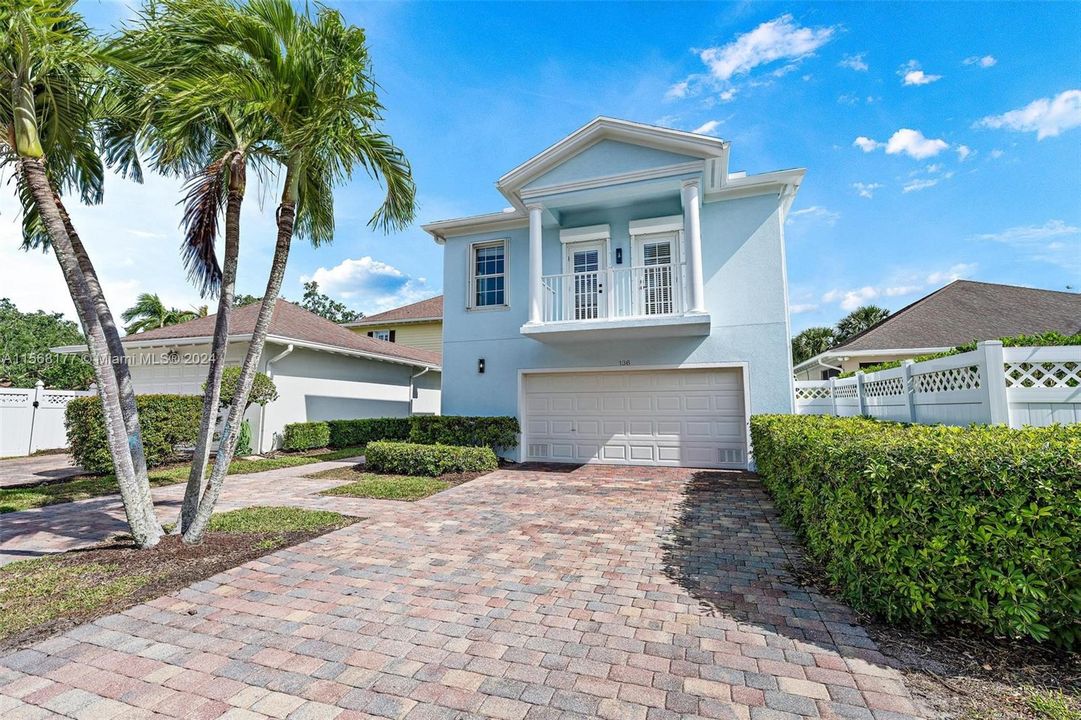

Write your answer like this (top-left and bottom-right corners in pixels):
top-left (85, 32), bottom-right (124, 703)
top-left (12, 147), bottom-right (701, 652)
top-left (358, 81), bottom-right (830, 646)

top-left (523, 368), bottom-right (747, 469)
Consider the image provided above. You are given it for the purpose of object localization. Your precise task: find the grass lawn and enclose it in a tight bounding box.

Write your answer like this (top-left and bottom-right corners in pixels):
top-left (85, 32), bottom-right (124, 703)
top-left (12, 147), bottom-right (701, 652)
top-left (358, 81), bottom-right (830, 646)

top-left (0, 447), bottom-right (365, 514)
top-left (309, 466), bottom-right (463, 501)
top-left (0, 506), bottom-right (354, 648)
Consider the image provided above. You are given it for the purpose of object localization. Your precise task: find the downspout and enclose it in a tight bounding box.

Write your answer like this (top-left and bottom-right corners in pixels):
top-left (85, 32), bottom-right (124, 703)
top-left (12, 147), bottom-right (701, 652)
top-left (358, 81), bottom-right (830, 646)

top-left (409, 366), bottom-right (431, 415)
top-left (260, 344), bottom-right (293, 452)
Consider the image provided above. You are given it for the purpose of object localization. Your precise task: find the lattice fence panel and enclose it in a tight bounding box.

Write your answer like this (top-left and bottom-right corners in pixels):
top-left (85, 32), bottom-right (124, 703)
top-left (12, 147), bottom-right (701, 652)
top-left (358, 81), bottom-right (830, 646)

top-left (833, 383), bottom-right (859, 399)
top-left (794, 386), bottom-right (832, 400)
top-left (1004, 361), bottom-right (1081, 389)
top-left (864, 376), bottom-right (905, 398)
top-left (912, 365), bottom-right (981, 394)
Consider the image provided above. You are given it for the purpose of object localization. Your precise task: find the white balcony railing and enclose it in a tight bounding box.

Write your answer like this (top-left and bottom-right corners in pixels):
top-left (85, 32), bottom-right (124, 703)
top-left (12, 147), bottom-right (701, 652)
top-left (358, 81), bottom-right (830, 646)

top-left (540, 263), bottom-right (687, 323)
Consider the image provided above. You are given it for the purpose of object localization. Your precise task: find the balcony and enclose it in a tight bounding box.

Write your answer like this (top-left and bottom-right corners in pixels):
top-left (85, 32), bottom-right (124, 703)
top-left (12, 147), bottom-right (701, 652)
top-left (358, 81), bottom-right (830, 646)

top-left (521, 262), bottom-right (710, 341)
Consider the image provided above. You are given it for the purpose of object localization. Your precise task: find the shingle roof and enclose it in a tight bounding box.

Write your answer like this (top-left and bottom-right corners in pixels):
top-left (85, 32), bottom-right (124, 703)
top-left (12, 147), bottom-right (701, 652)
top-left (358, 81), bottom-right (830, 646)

top-left (833, 280), bottom-right (1081, 353)
top-left (344, 295), bottom-right (443, 327)
top-left (125, 299), bottom-right (441, 367)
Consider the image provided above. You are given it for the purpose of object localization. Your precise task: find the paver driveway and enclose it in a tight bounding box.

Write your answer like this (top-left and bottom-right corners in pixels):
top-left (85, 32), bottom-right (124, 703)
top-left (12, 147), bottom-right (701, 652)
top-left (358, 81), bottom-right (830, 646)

top-left (0, 465), bottom-right (923, 719)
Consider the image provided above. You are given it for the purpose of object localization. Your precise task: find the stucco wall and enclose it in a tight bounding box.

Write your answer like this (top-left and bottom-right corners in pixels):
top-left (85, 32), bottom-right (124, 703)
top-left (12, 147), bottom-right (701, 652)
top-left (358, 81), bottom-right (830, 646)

top-left (440, 190), bottom-right (793, 422)
top-left (349, 321), bottom-right (443, 353)
top-left (522, 139), bottom-right (698, 190)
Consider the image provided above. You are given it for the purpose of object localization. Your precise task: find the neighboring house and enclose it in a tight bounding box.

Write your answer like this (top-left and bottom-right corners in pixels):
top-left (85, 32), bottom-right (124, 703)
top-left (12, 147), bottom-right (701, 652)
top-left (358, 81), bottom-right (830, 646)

top-left (793, 280), bottom-right (1081, 381)
top-left (424, 117), bottom-right (804, 469)
top-left (344, 295), bottom-right (443, 354)
top-left (54, 300), bottom-right (441, 452)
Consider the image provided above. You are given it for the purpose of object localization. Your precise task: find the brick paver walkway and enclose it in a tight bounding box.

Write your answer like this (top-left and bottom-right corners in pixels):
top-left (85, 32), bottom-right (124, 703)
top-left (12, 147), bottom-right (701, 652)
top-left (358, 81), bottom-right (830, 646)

top-left (0, 465), bottom-right (923, 719)
top-left (0, 457), bottom-right (385, 566)
top-left (0, 455), bottom-right (84, 489)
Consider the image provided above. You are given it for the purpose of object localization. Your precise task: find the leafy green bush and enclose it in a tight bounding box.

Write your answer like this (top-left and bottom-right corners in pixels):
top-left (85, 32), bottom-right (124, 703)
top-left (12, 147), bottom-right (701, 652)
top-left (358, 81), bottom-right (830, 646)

top-left (750, 414), bottom-right (1081, 646)
top-left (365, 441), bottom-right (498, 477)
top-left (213, 367), bottom-right (278, 408)
top-left (327, 417), bottom-right (411, 448)
top-left (66, 394), bottom-right (203, 474)
top-left (281, 421), bottom-right (330, 451)
top-left (408, 416), bottom-right (519, 449)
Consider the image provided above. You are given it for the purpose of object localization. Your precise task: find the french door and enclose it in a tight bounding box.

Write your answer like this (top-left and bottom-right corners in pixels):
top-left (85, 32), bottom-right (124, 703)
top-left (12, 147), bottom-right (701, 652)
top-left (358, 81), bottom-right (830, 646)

top-left (635, 232), bottom-right (676, 316)
top-left (565, 241), bottom-right (606, 320)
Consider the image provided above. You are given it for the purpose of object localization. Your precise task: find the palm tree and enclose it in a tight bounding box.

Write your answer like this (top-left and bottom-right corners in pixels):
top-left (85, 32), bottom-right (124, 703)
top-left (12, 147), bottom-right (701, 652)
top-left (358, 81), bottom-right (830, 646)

top-left (835, 305), bottom-right (891, 343)
top-left (792, 326), bottom-right (837, 365)
top-left (1, 0), bottom-right (161, 547)
top-left (120, 292), bottom-right (204, 333)
top-left (177, 0), bottom-right (416, 543)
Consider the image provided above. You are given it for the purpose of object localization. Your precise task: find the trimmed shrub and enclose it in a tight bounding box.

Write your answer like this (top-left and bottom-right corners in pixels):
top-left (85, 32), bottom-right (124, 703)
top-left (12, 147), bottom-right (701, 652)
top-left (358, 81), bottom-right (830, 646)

top-left (365, 441), bottom-right (498, 477)
top-left (327, 417), bottom-right (411, 448)
top-left (408, 415), bottom-right (519, 449)
top-left (66, 394), bottom-right (203, 474)
top-left (282, 421), bottom-right (330, 451)
top-left (750, 414), bottom-right (1081, 646)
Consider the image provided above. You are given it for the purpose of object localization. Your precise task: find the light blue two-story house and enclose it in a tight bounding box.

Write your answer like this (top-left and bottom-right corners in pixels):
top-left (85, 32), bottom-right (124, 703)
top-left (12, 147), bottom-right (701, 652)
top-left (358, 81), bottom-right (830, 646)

top-left (424, 118), bottom-right (803, 469)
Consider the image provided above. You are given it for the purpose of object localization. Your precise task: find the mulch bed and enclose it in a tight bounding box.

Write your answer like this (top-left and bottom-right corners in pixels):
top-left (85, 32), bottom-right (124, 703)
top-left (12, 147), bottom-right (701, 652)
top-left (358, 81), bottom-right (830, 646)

top-left (0, 522), bottom-right (355, 652)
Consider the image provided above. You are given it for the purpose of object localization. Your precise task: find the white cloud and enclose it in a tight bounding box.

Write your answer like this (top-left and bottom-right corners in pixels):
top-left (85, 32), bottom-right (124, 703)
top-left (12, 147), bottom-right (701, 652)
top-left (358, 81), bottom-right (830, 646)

top-left (788, 302), bottom-right (819, 314)
top-left (963, 55), bottom-right (996, 68)
top-left (885, 128), bottom-right (950, 159)
top-left (853, 136), bottom-right (883, 152)
top-left (990, 149), bottom-right (1005, 159)
top-left (899, 60), bottom-right (942, 86)
top-left (855, 129), bottom-right (949, 159)
top-left (926, 263), bottom-right (977, 285)
top-left (692, 120), bottom-right (721, 136)
top-left (976, 89), bottom-right (1081, 140)
top-left (822, 286), bottom-right (879, 311)
top-left (955, 145), bottom-right (973, 161)
top-left (971, 220), bottom-right (1081, 272)
top-left (786, 205), bottom-right (841, 226)
top-left (902, 177), bottom-right (939, 193)
top-left (839, 53), bottom-right (868, 72)
top-left (852, 182), bottom-right (883, 198)
top-left (883, 285), bottom-right (922, 297)
top-left (303, 256), bottom-right (436, 315)
top-left (672, 14), bottom-right (836, 102)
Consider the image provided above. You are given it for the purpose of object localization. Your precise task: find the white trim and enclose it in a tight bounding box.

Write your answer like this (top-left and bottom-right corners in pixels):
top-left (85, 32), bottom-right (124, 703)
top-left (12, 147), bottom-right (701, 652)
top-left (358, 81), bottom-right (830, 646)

top-left (467, 238), bottom-right (510, 312)
top-left (515, 361), bottom-right (752, 469)
top-left (422, 211), bottom-right (527, 244)
top-left (703, 168), bottom-right (806, 203)
top-left (344, 316), bottom-right (441, 328)
top-left (629, 215), bottom-right (684, 236)
top-left (520, 161), bottom-right (704, 201)
top-left (559, 224), bottom-right (610, 244)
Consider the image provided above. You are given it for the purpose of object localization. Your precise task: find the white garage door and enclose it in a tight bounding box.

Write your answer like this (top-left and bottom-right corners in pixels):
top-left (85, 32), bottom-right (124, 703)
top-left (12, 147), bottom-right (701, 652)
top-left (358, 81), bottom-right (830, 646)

top-left (129, 358), bottom-right (208, 395)
top-left (522, 368), bottom-right (747, 469)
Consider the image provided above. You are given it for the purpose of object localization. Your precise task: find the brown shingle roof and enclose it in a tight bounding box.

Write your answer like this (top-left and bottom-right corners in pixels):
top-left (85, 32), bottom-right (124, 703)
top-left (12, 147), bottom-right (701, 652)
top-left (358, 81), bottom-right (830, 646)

top-left (125, 299), bottom-right (441, 367)
top-left (833, 280), bottom-right (1081, 353)
top-left (344, 295), bottom-right (443, 327)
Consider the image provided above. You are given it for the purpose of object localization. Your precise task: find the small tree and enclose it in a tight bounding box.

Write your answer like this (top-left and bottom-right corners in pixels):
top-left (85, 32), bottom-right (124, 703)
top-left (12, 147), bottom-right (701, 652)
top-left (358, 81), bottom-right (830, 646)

top-left (203, 367), bottom-right (276, 456)
top-left (300, 281), bottom-right (362, 324)
top-left (0, 298), bottom-right (94, 389)
top-left (835, 305), bottom-right (890, 343)
top-left (791, 326), bottom-right (836, 365)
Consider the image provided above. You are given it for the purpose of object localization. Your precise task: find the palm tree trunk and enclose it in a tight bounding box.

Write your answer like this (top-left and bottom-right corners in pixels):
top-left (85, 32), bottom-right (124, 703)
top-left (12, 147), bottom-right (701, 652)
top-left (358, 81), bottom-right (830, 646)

top-left (54, 191), bottom-right (160, 533)
top-left (184, 171), bottom-right (295, 544)
top-left (180, 154), bottom-right (245, 534)
top-left (21, 158), bottom-right (162, 548)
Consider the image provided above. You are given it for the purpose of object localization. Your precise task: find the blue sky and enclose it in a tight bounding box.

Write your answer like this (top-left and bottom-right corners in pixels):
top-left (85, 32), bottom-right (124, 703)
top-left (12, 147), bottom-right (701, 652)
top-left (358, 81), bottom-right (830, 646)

top-left (3, 1), bottom-right (1079, 333)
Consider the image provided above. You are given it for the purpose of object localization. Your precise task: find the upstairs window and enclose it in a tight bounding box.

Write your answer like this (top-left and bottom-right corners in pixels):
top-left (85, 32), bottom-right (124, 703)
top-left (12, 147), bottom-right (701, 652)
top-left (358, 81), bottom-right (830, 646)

top-left (368, 329), bottom-right (393, 342)
top-left (471, 240), bottom-right (507, 308)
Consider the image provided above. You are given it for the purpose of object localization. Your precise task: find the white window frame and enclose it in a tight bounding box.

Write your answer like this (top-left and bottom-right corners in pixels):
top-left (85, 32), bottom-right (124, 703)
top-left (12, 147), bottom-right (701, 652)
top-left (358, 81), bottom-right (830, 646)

top-left (468, 239), bottom-right (509, 311)
top-left (371, 329), bottom-right (391, 341)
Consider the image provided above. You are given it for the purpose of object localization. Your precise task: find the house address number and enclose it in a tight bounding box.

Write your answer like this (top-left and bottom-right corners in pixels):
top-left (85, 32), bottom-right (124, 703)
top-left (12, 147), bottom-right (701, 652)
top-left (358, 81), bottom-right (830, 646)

top-left (618, 360), bottom-right (631, 366)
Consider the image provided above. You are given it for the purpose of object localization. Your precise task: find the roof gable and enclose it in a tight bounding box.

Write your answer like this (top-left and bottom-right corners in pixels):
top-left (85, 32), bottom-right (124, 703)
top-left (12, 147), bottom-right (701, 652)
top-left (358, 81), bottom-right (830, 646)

top-left (498, 117), bottom-right (728, 201)
top-left (521, 139), bottom-right (701, 191)
top-left (345, 295), bottom-right (443, 327)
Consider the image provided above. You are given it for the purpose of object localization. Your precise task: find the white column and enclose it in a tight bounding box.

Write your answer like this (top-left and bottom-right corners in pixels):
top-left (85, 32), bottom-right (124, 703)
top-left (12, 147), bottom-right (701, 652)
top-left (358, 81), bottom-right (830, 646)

top-left (527, 204), bottom-right (543, 324)
top-left (681, 180), bottom-right (705, 313)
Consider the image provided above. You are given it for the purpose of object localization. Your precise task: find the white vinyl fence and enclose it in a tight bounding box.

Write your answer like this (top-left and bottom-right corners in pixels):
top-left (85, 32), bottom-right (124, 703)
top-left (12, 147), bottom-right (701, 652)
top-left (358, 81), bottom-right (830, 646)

top-left (794, 341), bottom-right (1081, 428)
top-left (0, 381), bottom-right (94, 457)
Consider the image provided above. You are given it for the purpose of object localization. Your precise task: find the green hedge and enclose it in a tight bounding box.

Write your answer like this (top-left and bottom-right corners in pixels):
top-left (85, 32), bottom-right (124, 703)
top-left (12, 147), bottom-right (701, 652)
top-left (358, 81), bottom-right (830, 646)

top-left (282, 421), bottom-right (330, 451)
top-left (750, 414), bottom-right (1081, 645)
top-left (365, 441), bottom-right (498, 477)
top-left (327, 417), bottom-right (411, 448)
top-left (66, 394), bottom-right (204, 474)
top-left (408, 416), bottom-right (519, 449)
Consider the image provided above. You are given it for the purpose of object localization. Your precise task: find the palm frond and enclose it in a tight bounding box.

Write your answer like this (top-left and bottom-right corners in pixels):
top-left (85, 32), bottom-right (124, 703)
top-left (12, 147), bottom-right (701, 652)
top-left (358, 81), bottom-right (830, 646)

top-left (179, 157), bottom-right (226, 297)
